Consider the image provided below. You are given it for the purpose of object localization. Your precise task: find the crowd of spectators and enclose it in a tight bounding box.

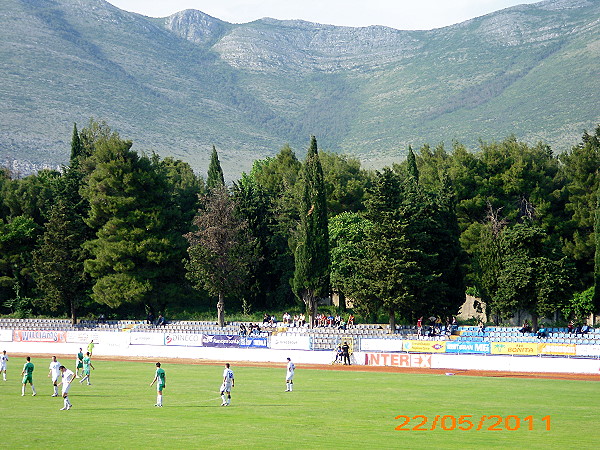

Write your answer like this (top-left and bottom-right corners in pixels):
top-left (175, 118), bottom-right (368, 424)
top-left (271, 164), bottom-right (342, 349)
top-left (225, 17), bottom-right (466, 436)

top-left (417, 316), bottom-right (457, 337)
top-left (255, 312), bottom-right (355, 329)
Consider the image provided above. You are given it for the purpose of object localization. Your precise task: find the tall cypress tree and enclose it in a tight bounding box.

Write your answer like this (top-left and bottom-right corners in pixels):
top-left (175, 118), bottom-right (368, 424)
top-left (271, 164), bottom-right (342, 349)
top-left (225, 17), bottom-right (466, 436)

top-left (207, 145), bottom-right (225, 191)
top-left (293, 136), bottom-right (329, 327)
top-left (406, 145), bottom-right (419, 183)
top-left (69, 123), bottom-right (83, 163)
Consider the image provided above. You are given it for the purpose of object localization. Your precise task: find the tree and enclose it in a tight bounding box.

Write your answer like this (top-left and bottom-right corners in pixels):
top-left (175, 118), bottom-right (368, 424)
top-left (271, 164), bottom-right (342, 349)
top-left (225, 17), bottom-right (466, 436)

top-left (557, 126), bottom-right (600, 284)
top-left (292, 136), bottom-right (330, 327)
top-left (207, 145), bottom-right (225, 191)
top-left (185, 187), bottom-right (256, 327)
top-left (363, 169), bottom-right (445, 328)
top-left (406, 145), bottom-right (419, 183)
top-left (1, 169), bottom-right (61, 226)
top-left (247, 145), bottom-right (303, 308)
top-left (329, 212), bottom-right (373, 313)
top-left (490, 222), bottom-right (574, 327)
top-left (595, 183), bottom-right (600, 312)
top-left (81, 137), bottom-right (188, 314)
top-left (319, 151), bottom-right (372, 216)
top-left (232, 174), bottom-right (269, 311)
top-left (563, 287), bottom-right (595, 323)
top-left (70, 122), bottom-right (83, 162)
top-left (0, 216), bottom-right (39, 309)
top-left (429, 173), bottom-right (466, 314)
top-left (32, 197), bottom-right (88, 323)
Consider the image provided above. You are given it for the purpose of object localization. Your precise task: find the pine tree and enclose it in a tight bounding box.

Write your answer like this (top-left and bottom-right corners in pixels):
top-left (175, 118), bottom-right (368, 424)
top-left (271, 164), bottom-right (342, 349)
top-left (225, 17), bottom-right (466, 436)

top-left (293, 136), bottom-right (329, 327)
top-left (81, 138), bottom-right (188, 313)
top-left (207, 145), bottom-right (225, 191)
top-left (32, 197), bottom-right (87, 323)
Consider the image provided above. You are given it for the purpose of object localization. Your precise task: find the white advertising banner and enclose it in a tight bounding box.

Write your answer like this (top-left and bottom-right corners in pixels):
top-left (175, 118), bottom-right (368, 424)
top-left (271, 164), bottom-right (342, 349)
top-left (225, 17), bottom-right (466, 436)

top-left (164, 333), bottom-right (203, 347)
top-left (94, 331), bottom-right (128, 353)
top-left (360, 338), bottom-right (404, 352)
top-left (365, 352), bottom-right (432, 368)
top-left (270, 335), bottom-right (311, 350)
top-left (66, 331), bottom-right (101, 344)
top-left (130, 332), bottom-right (165, 346)
top-left (0, 329), bottom-right (12, 342)
top-left (576, 344), bottom-right (600, 357)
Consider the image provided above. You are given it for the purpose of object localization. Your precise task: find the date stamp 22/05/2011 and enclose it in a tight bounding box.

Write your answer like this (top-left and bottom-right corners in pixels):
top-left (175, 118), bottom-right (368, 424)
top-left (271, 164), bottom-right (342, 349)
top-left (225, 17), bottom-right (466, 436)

top-left (394, 415), bottom-right (551, 431)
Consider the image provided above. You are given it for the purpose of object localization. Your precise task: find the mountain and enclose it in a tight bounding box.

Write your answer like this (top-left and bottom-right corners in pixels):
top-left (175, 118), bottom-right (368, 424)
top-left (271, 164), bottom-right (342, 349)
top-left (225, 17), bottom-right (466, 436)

top-left (1, 0), bottom-right (599, 177)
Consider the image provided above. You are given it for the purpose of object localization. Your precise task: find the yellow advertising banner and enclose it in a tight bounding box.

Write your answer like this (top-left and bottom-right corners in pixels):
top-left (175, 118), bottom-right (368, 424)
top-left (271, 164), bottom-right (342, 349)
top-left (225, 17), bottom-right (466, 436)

top-left (491, 342), bottom-right (539, 356)
top-left (539, 343), bottom-right (576, 356)
top-left (402, 340), bottom-right (446, 353)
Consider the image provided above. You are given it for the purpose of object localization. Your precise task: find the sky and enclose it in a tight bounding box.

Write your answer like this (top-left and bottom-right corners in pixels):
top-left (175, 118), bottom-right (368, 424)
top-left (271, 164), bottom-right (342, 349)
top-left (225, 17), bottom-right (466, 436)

top-left (107, 0), bottom-right (543, 31)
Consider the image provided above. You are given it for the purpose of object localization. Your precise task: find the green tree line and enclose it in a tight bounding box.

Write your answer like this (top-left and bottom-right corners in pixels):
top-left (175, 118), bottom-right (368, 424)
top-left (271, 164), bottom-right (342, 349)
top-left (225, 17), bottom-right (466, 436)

top-left (1, 120), bottom-right (599, 327)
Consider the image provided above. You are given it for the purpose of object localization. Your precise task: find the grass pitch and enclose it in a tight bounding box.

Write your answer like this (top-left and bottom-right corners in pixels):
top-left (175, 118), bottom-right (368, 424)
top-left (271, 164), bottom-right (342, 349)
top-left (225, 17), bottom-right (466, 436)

top-left (1, 358), bottom-right (598, 449)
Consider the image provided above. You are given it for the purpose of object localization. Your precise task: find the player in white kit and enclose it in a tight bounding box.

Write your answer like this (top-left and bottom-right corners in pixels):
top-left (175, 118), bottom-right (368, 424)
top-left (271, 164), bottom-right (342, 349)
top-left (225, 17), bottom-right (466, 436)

top-left (285, 357), bottom-right (295, 392)
top-left (220, 363), bottom-right (234, 406)
top-left (1, 350), bottom-right (7, 381)
top-left (48, 356), bottom-right (62, 397)
top-left (58, 366), bottom-right (75, 410)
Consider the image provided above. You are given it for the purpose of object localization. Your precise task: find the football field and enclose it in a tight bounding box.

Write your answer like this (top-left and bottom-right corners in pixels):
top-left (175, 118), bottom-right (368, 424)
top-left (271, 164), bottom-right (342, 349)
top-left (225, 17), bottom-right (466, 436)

top-left (1, 358), bottom-right (598, 449)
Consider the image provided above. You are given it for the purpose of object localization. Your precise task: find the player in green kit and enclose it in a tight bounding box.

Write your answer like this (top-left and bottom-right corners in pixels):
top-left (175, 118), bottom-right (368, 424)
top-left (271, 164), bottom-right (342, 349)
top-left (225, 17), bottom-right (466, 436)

top-left (75, 348), bottom-right (84, 378)
top-left (79, 352), bottom-right (94, 385)
top-left (150, 362), bottom-right (165, 407)
top-left (21, 356), bottom-right (37, 396)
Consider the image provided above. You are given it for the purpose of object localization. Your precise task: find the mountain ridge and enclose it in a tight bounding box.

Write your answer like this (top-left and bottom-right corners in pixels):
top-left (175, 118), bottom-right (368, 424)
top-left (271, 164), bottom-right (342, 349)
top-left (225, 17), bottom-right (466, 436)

top-left (1, 0), bottom-right (598, 177)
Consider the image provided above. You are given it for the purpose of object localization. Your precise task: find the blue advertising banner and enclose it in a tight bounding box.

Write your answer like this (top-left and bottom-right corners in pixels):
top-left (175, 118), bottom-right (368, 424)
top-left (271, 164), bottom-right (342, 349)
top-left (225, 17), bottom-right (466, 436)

top-left (201, 334), bottom-right (240, 348)
top-left (445, 341), bottom-right (491, 354)
top-left (239, 336), bottom-right (268, 348)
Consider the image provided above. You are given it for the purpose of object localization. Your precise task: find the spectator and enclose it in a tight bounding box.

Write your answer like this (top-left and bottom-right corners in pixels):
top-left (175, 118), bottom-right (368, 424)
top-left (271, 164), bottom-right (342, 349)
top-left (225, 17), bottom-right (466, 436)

top-left (239, 323), bottom-right (247, 336)
top-left (156, 315), bottom-right (166, 327)
top-left (147, 312), bottom-right (155, 325)
top-left (451, 316), bottom-right (458, 334)
top-left (536, 328), bottom-right (547, 339)
top-left (428, 316), bottom-right (437, 329)
top-left (567, 320), bottom-right (575, 333)
top-left (478, 319), bottom-right (485, 333)
top-left (580, 325), bottom-right (590, 335)
top-left (299, 313), bottom-right (306, 327)
top-left (347, 314), bottom-right (354, 327)
top-left (338, 319), bottom-right (346, 330)
top-left (263, 314), bottom-right (270, 324)
top-left (519, 321), bottom-right (531, 334)
top-left (417, 317), bottom-right (423, 337)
